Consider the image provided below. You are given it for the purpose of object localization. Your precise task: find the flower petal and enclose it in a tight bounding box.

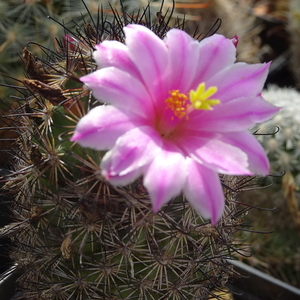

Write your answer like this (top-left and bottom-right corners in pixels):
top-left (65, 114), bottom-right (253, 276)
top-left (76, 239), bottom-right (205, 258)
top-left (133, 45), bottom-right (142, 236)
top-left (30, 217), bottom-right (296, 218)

top-left (101, 158), bottom-right (143, 186)
top-left (93, 41), bottom-right (141, 80)
top-left (184, 158), bottom-right (225, 225)
top-left (190, 34), bottom-right (237, 87)
top-left (164, 28), bottom-right (200, 92)
top-left (185, 96), bottom-right (280, 132)
top-left (217, 131), bottom-right (270, 175)
top-left (101, 126), bottom-right (162, 179)
top-left (123, 24), bottom-right (169, 105)
top-left (176, 134), bottom-right (252, 175)
top-left (206, 62), bottom-right (270, 103)
top-left (81, 67), bottom-right (154, 119)
top-left (71, 106), bottom-right (143, 150)
top-left (143, 142), bottom-right (187, 212)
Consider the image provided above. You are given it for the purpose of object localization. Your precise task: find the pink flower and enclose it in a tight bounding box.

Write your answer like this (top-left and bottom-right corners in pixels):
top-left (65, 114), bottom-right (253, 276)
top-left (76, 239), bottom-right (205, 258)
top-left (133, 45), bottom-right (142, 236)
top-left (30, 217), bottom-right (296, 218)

top-left (71, 24), bottom-right (279, 224)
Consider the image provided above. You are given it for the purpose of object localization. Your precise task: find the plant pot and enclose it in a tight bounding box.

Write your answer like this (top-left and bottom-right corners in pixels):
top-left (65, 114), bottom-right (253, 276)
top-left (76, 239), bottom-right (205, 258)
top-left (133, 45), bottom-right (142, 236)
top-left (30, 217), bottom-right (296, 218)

top-left (228, 260), bottom-right (300, 300)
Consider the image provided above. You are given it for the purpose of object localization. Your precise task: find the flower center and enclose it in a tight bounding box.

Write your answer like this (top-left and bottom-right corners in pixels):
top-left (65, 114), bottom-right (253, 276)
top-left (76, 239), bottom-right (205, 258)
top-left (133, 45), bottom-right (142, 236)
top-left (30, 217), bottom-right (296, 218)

top-left (165, 90), bottom-right (189, 118)
top-left (165, 82), bottom-right (220, 119)
top-left (189, 83), bottom-right (220, 110)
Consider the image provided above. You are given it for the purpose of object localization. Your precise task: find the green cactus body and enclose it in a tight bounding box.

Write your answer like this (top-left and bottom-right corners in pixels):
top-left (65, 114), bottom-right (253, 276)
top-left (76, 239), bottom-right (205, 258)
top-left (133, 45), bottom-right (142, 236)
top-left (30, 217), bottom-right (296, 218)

top-left (0, 6), bottom-right (252, 300)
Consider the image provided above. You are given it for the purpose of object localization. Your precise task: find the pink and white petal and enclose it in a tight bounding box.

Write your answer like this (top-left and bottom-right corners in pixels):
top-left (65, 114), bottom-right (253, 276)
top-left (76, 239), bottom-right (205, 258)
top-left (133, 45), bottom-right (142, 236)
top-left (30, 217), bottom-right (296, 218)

top-left (206, 62), bottom-right (270, 103)
top-left (143, 142), bottom-right (187, 212)
top-left (123, 24), bottom-right (169, 105)
top-left (93, 41), bottom-right (141, 80)
top-left (102, 158), bottom-right (143, 186)
top-left (164, 29), bottom-right (200, 92)
top-left (81, 67), bottom-right (154, 119)
top-left (100, 126), bottom-right (162, 178)
top-left (184, 158), bottom-right (225, 225)
top-left (218, 131), bottom-right (270, 175)
top-left (71, 105), bottom-right (143, 150)
top-left (176, 134), bottom-right (252, 175)
top-left (184, 96), bottom-right (280, 132)
top-left (190, 34), bottom-right (237, 88)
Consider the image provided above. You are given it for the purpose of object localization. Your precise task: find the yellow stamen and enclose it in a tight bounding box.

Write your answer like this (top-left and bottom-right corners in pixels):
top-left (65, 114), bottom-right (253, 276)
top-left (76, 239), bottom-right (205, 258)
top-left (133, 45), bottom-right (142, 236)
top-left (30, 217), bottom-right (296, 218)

top-left (165, 83), bottom-right (220, 119)
top-left (189, 82), bottom-right (220, 110)
top-left (165, 90), bottom-right (189, 118)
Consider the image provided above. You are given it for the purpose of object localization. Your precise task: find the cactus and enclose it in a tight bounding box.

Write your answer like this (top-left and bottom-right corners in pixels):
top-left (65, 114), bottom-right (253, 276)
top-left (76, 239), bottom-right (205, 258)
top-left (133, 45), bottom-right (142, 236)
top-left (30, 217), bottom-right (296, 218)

top-left (238, 85), bottom-right (300, 287)
top-left (254, 85), bottom-right (300, 230)
top-left (0, 3), bottom-right (272, 300)
top-left (0, 0), bottom-right (126, 103)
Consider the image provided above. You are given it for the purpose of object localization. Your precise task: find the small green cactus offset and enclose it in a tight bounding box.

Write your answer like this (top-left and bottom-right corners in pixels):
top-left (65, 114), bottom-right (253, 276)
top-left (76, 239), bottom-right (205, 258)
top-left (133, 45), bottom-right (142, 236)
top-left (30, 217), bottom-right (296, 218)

top-left (0, 5), bottom-right (263, 300)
